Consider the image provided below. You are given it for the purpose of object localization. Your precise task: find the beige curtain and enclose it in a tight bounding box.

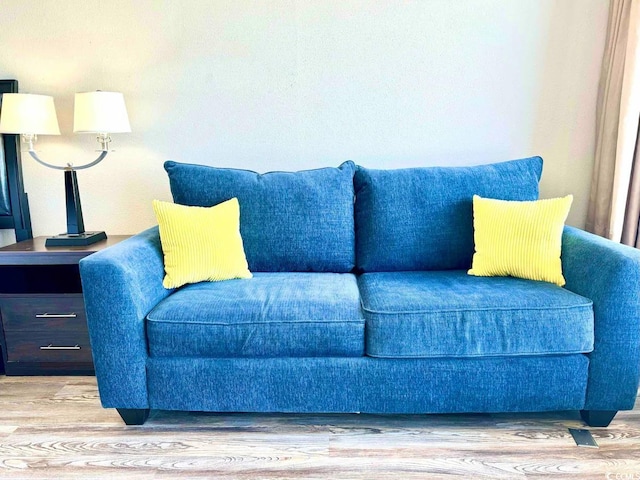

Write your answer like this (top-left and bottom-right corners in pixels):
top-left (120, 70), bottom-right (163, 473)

top-left (586, 0), bottom-right (640, 243)
top-left (621, 128), bottom-right (640, 246)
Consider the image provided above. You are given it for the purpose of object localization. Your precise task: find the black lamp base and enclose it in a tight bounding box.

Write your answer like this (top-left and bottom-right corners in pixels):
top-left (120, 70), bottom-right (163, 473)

top-left (45, 231), bottom-right (107, 247)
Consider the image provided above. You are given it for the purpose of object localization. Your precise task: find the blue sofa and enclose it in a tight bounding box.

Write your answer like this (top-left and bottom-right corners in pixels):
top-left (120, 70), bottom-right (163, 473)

top-left (79, 157), bottom-right (640, 426)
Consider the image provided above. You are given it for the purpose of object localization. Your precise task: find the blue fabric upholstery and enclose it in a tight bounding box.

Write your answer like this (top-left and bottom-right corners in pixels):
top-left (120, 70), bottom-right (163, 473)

top-left (562, 226), bottom-right (640, 411)
top-left (79, 227), bottom-right (171, 409)
top-left (78, 158), bottom-right (640, 425)
top-left (359, 270), bottom-right (594, 358)
top-left (164, 160), bottom-right (356, 273)
top-left (147, 273), bottom-right (364, 357)
top-left (354, 157), bottom-right (543, 272)
top-left (147, 355), bottom-right (588, 413)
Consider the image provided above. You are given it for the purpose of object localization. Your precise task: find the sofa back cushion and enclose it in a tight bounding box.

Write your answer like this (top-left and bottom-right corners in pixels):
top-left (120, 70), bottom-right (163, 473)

top-left (165, 160), bottom-right (356, 272)
top-left (354, 156), bottom-right (543, 272)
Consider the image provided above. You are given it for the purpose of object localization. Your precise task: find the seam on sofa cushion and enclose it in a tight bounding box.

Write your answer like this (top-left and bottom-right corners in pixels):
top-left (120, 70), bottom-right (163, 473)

top-left (146, 318), bottom-right (365, 326)
top-left (360, 303), bottom-right (593, 315)
top-left (365, 349), bottom-right (594, 358)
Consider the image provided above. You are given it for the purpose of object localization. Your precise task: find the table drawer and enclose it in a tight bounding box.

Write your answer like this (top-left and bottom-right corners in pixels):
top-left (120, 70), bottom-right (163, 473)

top-left (0, 294), bottom-right (93, 363)
top-left (1, 295), bottom-right (86, 330)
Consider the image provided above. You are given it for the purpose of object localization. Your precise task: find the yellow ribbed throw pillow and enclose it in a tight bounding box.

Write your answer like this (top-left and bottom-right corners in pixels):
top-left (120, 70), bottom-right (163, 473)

top-left (468, 194), bottom-right (573, 286)
top-left (153, 198), bottom-right (252, 289)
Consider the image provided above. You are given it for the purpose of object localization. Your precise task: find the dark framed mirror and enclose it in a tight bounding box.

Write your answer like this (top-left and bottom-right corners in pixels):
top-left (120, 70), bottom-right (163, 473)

top-left (0, 79), bottom-right (32, 242)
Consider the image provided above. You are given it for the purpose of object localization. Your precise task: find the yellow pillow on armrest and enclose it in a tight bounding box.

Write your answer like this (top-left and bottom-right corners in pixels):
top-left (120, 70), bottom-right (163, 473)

top-left (468, 194), bottom-right (572, 286)
top-left (153, 198), bottom-right (252, 289)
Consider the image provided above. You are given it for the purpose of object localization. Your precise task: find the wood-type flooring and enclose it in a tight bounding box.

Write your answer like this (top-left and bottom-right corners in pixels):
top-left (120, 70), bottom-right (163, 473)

top-left (0, 376), bottom-right (638, 479)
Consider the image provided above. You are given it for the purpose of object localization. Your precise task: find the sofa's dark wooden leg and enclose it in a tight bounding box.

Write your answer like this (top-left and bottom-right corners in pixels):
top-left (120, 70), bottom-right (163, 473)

top-left (117, 408), bottom-right (150, 425)
top-left (580, 410), bottom-right (617, 427)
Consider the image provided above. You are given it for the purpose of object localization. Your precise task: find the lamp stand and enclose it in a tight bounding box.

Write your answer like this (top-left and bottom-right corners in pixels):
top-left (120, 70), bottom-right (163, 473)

top-left (45, 168), bottom-right (107, 247)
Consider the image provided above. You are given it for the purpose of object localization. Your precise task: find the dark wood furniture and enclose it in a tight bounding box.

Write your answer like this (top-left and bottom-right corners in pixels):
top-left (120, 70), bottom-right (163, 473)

top-left (0, 236), bottom-right (129, 375)
top-left (1, 79), bottom-right (35, 372)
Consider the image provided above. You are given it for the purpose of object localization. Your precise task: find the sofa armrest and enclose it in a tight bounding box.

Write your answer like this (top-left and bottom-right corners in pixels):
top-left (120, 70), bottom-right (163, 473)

top-left (79, 227), bottom-right (171, 409)
top-left (562, 226), bottom-right (640, 410)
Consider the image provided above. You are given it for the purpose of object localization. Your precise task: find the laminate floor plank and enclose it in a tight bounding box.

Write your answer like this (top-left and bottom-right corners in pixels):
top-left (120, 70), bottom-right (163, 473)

top-left (0, 426), bottom-right (17, 438)
top-left (0, 376), bottom-right (638, 479)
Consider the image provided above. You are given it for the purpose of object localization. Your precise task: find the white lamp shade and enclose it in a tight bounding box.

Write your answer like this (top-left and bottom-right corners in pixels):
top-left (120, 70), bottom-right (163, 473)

top-left (0, 93), bottom-right (61, 135)
top-left (73, 91), bottom-right (131, 133)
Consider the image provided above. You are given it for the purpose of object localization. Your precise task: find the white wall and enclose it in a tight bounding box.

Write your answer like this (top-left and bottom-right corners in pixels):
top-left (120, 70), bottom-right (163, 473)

top-left (0, 0), bottom-right (608, 245)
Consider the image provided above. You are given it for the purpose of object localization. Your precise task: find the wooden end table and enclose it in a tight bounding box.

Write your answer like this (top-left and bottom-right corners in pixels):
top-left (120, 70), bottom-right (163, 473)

top-left (0, 235), bottom-right (129, 375)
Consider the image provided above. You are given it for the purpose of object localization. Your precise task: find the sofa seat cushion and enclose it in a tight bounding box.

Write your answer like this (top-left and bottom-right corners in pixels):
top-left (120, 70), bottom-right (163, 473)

top-left (358, 270), bottom-right (594, 358)
top-left (146, 272), bottom-right (364, 358)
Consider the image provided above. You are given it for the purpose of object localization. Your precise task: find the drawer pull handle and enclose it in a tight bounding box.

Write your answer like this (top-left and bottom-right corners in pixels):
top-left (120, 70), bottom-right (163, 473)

top-left (35, 313), bottom-right (77, 319)
top-left (39, 345), bottom-right (81, 350)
